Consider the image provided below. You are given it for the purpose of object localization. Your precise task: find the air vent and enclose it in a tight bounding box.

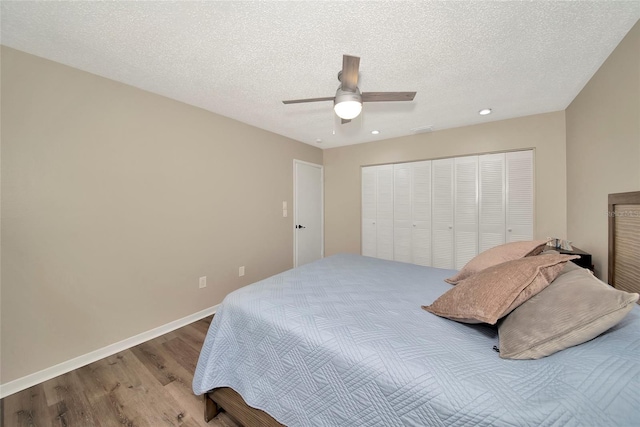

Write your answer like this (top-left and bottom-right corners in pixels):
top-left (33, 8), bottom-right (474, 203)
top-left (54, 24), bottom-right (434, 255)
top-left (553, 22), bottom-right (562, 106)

top-left (411, 125), bottom-right (433, 134)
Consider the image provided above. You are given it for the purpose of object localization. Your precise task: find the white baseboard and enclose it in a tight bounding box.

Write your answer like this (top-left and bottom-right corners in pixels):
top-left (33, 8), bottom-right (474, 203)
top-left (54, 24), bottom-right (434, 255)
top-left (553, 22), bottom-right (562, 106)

top-left (0, 304), bottom-right (219, 399)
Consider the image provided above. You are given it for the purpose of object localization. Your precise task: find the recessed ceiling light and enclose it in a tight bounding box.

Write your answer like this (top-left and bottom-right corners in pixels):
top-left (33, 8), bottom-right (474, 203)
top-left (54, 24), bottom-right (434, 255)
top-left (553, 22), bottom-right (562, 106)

top-left (371, 130), bottom-right (380, 135)
top-left (315, 138), bottom-right (322, 144)
top-left (479, 108), bottom-right (492, 116)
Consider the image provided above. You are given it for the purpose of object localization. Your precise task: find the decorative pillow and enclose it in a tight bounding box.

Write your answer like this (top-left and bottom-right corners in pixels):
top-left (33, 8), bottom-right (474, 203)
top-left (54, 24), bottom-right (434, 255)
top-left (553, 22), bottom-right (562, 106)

top-left (542, 249), bottom-right (583, 276)
top-left (498, 268), bottom-right (639, 359)
top-left (445, 239), bottom-right (549, 284)
top-left (423, 253), bottom-right (577, 325)
top-left (541, 248), bottom-right (560, 255)
top-left (558, 258), bottom-right (582, 275)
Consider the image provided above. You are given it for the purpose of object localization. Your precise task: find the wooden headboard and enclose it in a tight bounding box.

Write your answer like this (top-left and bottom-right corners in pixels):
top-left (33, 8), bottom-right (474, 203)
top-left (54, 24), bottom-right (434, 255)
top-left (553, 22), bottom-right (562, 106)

top-left (608, 191), bottom-right (640, 295)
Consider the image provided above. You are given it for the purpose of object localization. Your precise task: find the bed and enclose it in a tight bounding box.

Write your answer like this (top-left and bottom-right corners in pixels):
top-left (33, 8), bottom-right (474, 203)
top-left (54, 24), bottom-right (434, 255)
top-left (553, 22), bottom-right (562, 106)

top-left (193, 192), bottom-right (640, 426)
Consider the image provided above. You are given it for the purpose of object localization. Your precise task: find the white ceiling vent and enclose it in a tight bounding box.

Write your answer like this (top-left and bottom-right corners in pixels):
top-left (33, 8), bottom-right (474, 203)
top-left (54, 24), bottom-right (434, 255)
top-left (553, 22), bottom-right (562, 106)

top-left (411, 125), bottom-right (434, 134)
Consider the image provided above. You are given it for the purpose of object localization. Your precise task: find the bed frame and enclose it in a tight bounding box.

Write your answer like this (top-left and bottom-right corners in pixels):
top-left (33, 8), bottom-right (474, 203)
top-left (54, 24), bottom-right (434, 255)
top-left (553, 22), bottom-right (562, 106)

top-left (204, 387), bottom-right (283, 426)
top-left (204, 190), bottom-right (640, 426)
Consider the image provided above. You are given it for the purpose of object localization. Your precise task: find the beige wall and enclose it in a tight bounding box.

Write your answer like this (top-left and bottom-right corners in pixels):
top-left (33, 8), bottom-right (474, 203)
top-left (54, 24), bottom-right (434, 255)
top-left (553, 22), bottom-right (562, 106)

top-left (0, 47), bottom-right (322, 383)
top-left (323, 112), bottom-right (567, 256)
top-left (566, 21), bottom-right (640, 279)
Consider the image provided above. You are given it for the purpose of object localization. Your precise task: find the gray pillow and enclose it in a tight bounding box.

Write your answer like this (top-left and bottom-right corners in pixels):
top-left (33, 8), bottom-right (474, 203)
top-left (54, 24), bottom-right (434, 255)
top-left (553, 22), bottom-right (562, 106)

top-left (557, 258), bottom-right (582, 275)
top-left (498, 268), bottom-right (639, 359)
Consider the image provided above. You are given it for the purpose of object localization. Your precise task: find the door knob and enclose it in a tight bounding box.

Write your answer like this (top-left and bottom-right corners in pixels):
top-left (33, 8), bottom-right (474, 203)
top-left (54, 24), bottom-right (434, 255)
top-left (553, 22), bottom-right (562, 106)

top-left (296, 225), bottom-right (306, 229)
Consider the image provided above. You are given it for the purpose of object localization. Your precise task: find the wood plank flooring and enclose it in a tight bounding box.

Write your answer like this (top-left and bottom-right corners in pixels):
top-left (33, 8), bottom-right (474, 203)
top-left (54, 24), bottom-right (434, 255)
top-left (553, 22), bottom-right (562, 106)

top-left (1, 316), bottom-right (240, 427)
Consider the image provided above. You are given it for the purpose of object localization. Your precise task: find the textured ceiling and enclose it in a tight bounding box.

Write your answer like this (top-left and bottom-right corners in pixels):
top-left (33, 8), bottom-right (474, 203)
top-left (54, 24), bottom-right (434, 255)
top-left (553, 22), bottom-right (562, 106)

top-left (1, 2), bottom-right (639, 149)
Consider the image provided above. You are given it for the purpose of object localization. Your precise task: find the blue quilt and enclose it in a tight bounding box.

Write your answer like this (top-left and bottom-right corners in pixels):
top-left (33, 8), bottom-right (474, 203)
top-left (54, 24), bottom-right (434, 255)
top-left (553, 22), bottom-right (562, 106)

top-left (193, 254), bottom-right (640, 426)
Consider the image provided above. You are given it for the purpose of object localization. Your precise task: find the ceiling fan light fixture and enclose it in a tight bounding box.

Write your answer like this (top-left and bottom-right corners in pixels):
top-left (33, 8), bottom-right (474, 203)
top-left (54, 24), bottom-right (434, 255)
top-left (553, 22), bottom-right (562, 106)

top-left (334, 101), bottom-right (362, 120)
top-left (282, 55), bottom-right (416, 125)
top-left (334, 88), bottom-right (362, 120)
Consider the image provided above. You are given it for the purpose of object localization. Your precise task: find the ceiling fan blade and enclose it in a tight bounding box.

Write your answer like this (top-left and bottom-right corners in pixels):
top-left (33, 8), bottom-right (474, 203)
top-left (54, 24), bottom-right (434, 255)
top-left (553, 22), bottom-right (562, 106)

top-left (282, 97), bottom-right (334, 104)
top-left (341, 55), bottom-right (360, 92)
top-left (362, 92), bottom-right (416, 102)
top-left (341, 118), bottom-right (351, 124)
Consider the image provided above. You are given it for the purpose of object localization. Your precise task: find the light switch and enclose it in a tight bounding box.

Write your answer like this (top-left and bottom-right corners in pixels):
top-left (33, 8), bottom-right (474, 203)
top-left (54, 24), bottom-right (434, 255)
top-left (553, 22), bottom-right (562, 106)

top-left (282, 201), bottom-right (287, 210)
top-left (283, 209), bottom-right (288, 217)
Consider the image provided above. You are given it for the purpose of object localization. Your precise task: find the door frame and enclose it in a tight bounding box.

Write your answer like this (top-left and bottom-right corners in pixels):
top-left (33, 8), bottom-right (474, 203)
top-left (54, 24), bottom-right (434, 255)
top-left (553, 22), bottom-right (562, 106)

top-left (293, 159), bottom-right (324, 267)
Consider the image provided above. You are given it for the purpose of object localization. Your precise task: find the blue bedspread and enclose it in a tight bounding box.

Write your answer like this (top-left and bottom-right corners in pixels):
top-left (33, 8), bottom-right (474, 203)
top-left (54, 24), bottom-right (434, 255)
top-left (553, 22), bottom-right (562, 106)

top-left (193, 254), bottom-right (640, 426)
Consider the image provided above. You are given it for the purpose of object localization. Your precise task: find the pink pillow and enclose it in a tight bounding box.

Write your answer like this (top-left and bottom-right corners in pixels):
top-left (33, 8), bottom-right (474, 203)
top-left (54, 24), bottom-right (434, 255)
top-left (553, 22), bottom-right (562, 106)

top-left (445, 240), bottom-right (549, 284)
top-left (423, 253), bottom-right (578, 325)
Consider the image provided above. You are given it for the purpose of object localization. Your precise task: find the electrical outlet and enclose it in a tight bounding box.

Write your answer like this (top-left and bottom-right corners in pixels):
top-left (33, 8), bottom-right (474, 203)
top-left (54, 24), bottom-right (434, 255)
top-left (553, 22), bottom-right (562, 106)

top-left (239, 266), bottom-right (245, 277)
top-left (199, 276), bottom-right (207, 288)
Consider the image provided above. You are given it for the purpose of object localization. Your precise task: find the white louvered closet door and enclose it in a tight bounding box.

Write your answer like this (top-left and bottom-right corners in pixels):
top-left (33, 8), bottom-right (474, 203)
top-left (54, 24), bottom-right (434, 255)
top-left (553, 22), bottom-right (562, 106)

top-left (454, 156), bottom-right (479, 269)
top-left (393, 163), bottom-right (412, 263)
top-left (363, 150), bottom-right (533, 265)
top-left (361, 166), bottom-right (377, 257)
top-left (411, 161), bottom-right (432, 266)
top-left (479, 153), bottom-right (506, 252)
top-left (376, 165), bottom-right (395, 260)
top-left (506, 151), bottom-right (534, 242)
top-left (432, 158), bottom-right (455, 269)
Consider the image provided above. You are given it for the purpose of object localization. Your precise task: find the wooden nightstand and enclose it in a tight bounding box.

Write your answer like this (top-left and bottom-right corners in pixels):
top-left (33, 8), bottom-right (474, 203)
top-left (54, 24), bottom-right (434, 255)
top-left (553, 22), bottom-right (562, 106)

top-left (553, 246), bottom-right (593, 270)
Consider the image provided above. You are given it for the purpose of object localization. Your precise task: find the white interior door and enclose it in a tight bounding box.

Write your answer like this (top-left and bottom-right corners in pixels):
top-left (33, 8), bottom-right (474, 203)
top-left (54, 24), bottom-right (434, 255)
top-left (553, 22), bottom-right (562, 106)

top-left (294, 160), bottom-right (324, 267)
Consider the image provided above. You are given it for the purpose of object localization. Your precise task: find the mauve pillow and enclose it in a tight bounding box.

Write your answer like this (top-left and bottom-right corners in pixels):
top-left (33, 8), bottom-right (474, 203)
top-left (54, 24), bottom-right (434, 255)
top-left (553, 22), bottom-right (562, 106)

top-left (498, 268), bottom-right (639, 359)
top-left (445, 240), bottom-right (549, 284)
top-left (423, 253), bottom-right (577, 325)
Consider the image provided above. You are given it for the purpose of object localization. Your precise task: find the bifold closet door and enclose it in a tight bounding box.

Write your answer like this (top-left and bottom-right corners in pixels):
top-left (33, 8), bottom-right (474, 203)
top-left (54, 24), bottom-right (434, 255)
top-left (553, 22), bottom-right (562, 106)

top-left (361, 165), bottom-right (394, 260)
top-left (411, 161), bottom-right (432, 266)
top-left (361, 166), bottom-right (377, 257)
top-left (364, 150), bottom-right (533, 265)
top-left (432, 158), bottom-right (454, 269)
top-left (479, 153), bottom-right (506, 252)
top-left (393, 161), bottom-right (432, 266)
top-left (454, 156), bottom-right (479, 269)
top-left (506, 151), bottom-right (534, 242)
top-left (376, 165), bottom-right (394, 260)
top-left (393, 163), bottom-right (412, 263)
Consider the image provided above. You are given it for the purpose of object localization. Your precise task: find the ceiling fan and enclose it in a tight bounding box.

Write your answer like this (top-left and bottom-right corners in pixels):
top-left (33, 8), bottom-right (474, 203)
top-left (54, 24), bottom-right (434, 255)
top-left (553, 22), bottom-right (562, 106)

top-left (282, 55), bottom-right (417, 124)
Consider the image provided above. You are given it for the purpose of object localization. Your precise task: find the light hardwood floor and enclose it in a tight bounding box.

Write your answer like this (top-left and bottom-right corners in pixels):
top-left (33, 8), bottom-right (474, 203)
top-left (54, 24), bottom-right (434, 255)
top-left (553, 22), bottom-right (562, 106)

top-left (1, 316), bottom-right (240, 427)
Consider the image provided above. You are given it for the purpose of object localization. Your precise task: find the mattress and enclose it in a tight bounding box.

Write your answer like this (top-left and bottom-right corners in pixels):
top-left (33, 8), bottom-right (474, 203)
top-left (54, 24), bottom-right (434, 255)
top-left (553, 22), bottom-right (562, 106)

top-left (193, 254), bottom-right (640, 426)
